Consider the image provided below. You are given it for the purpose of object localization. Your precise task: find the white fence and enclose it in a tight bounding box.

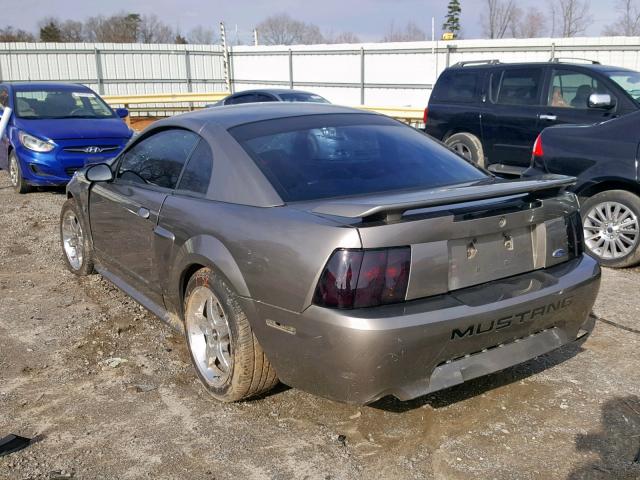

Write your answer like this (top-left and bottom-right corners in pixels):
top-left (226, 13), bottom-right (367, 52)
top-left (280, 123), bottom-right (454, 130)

top-left (2, 36), bottom-right (640, 108)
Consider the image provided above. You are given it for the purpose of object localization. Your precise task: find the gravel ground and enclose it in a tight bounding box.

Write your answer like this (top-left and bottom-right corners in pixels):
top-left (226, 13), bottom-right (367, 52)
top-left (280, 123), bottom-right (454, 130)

top-left (0, 169), bottom-right (638, 480)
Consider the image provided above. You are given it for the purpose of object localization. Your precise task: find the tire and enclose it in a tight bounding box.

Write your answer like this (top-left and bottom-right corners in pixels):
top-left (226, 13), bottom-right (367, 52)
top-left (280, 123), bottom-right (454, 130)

top-left (8, 151), bottom-right (32, 194)
top-left (581, 190), bottom-right (640, 268)
top-left (183, 267), bottom-right (278, 402)
top-left (59, 198), bottom-right (95, 276)
top-left (445, 132), bottom-right (486, 167)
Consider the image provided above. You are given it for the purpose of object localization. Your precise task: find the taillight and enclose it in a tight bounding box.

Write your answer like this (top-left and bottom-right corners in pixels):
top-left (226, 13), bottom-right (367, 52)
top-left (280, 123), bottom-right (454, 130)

top-left (423, 107), bottom-right (429, 124)
top-left (532, 134), bottom-right (544, 157)
top-left (565, 211), bottom-right (584, 258)
top-left (313, 247), bottom-right (411, 309)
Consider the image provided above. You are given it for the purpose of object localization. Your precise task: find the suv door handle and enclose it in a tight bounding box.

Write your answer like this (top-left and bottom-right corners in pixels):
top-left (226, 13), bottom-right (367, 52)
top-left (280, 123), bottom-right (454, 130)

top-left (137, 207), bottom-right (150, 219)
top-left (539, 114), bottom-right (557, 121)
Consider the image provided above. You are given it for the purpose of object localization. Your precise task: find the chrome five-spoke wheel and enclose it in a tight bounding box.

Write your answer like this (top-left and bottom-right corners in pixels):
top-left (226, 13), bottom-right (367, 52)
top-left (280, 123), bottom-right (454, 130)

top-left (185, 286), bottom-right (233, 387)
top-left (583, 201), bottom-right (639, 260)
top-left (61, 210), bottom-right (84, 271)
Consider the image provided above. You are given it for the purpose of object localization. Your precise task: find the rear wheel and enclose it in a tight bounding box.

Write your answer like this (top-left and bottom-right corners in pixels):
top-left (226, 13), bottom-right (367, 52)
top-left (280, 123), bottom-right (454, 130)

top-left (183, 267), bottom-right (278, 402)
top-left (445, 132), bottom-right (485, 167)
top-left (581, 190), bottom-right (640, 268)
top-left (9, 152), bottom-right (32, 194)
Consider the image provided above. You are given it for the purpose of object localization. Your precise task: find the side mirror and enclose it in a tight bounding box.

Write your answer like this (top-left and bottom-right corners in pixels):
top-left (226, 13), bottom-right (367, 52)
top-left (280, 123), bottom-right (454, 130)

top-left (85, 163), bottom-right (114, 182)
top-left (115, 108), bottom-right (129, 118)
top-left (588, 93), bottom-right (615, 109)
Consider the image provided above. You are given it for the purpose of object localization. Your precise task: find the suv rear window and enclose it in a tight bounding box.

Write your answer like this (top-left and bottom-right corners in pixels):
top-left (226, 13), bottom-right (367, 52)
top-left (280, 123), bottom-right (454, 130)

top-left (431, 71), bottom-right (479, 103)
top-left (229, 114), bottom-right (487, 202)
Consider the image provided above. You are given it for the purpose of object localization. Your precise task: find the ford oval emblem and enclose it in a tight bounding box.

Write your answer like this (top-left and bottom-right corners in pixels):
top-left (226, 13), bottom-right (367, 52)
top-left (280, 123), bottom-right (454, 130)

top-left (498, 216), bottom-right (507, 228)
top-left (552, 248), bottom-right (567, 258)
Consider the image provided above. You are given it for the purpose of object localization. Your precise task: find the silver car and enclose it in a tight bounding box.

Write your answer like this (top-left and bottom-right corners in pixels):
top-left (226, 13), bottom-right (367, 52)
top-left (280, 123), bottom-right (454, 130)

top-left (59, 103), bottom-right (601, 404)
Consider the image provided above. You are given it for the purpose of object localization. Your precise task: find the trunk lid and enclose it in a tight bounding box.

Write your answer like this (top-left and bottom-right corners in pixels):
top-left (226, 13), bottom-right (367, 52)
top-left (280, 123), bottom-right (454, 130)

top-left (305, 175), bottom-right (579, 300)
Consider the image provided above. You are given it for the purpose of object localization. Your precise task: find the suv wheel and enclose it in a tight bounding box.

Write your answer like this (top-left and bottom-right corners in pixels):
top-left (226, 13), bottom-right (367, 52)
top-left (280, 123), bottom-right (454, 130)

top-left (9, 152), bottom-right (32, 194)
top-left (581, 190), bottom-right (640, 268)
top-left (445, 133), bottom-right (485, 167)
top-left (183, 267), bottom-right (279, 402)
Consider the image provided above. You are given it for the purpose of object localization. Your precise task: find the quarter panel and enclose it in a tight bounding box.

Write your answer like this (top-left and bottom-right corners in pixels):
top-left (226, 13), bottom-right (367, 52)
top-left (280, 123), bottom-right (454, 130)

top-left (158, 195), bottom-right (361, 313)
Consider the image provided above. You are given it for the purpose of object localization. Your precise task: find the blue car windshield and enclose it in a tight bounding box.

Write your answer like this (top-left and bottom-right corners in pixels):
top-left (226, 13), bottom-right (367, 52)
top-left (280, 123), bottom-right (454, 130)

top-left (14, 89), bottom-right (116, 119)
top-left (230, 114), bottom-right (487, 202)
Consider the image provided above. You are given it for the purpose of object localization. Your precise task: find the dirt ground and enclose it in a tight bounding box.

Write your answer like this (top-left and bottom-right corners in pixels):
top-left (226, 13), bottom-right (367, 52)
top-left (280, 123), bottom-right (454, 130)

top-left (0, 170), bottom-right (639, 480)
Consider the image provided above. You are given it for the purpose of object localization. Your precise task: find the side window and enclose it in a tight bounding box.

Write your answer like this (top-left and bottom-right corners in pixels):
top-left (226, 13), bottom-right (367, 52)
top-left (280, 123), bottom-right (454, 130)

top-left (117, 129), bottom-right (199, 189)
top-left (496, 68), bottom-right (543, 106)
top-left (432, 71), bottom-right (479, 103)
top-left (489, 71), bottom-right (503, 103)
top-left (0, 86), bottom-right (8, 109)
top-left (226, 94), bottom-right (255, 105)
top-left (548, 70), bottom-right (613, 109)
top-left (176, 140), bottom-right (213, 195)
top-left (253, 94), bottom-right (277, 103)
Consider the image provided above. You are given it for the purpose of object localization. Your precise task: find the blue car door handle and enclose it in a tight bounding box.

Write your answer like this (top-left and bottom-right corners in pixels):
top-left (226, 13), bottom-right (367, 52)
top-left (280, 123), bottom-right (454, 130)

top-left (137, 207), bottom-right (150, 219)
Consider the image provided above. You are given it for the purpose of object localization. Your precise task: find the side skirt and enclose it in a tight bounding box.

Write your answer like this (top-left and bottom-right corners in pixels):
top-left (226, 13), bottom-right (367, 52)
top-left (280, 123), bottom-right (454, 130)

top-left (96, 265), bottom-right (184, 333)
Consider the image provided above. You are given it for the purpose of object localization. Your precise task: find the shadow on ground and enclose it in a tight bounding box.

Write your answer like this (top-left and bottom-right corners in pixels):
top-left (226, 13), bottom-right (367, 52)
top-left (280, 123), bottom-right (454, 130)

top-left (567, 395), bottom-right (640, 479)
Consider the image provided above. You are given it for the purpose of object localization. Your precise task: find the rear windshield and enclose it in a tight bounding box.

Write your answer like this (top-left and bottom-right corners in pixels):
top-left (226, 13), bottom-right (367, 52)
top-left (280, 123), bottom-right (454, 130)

top-left (229, 114), bottom-right (487, 202)
top-left (14, 89), bottom-right (115, 119)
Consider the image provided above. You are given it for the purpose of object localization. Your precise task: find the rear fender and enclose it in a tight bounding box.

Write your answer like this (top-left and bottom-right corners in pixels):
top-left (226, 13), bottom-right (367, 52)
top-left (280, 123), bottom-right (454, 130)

top-left (167, 234), bottom-right (250, 318)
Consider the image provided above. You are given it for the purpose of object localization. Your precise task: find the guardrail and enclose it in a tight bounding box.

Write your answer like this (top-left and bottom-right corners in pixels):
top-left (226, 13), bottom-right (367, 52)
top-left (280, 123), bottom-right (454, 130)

top-left (102, 93), bottom-right (425, 127)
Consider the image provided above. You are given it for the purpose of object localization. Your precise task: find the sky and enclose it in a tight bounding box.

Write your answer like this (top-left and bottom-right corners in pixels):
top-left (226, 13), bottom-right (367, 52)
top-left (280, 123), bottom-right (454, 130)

top-left (4, 0), bottom-right (623, 42)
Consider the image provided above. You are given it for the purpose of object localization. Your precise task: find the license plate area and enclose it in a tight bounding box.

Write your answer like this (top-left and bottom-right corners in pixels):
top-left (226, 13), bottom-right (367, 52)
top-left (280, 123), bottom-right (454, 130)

top-left (448, 226), bottom-right (534, 291)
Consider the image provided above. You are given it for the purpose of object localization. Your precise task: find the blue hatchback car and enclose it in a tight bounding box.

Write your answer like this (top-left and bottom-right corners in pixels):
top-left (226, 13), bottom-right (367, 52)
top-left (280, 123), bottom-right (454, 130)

top-left (0, 82), bottom-right (133, 193)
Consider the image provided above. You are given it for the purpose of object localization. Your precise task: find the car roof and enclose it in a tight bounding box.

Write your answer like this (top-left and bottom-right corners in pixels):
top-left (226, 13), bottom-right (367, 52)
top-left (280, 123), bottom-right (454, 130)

top-left (153, 102), bottom-right (372, 130)
top-left (227, 88), bottom-right (321, 97)
top-left (447, 62), bottom-right (637, 74)
top-left (4, 82), bottom-right (93, 92)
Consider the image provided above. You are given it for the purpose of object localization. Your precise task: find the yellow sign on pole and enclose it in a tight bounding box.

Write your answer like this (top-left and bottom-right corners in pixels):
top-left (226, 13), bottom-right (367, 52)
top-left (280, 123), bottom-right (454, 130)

top-left (442, 32), bottom-right (455, 41)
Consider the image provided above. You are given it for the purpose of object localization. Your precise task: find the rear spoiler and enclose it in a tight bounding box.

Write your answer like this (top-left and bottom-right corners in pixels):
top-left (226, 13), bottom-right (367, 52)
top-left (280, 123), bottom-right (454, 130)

top-left (312, 175), bottom-right (576, 222)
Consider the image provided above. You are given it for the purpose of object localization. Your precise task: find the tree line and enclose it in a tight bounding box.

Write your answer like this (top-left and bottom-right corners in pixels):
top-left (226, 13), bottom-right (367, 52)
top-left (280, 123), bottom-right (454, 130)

top-left (1, 1), bottom-right (640, 45)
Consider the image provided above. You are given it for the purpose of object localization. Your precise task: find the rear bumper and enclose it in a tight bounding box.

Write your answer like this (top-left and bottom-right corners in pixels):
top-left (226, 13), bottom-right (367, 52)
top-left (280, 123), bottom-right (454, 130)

top-left (246, 254), bottom-right (601, 404)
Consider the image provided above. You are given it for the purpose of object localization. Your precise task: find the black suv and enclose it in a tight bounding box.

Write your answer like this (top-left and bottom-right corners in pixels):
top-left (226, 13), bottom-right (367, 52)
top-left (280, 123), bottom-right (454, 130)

top-left (424, 59), bottom-right (640, 175)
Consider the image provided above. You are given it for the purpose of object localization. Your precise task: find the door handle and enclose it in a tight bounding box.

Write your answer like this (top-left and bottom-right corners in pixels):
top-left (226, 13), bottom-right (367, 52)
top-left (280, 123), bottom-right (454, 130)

top-left (539, 114), bottom-right (557, 121)
top-left (137, 207), bottom-right (150, 219)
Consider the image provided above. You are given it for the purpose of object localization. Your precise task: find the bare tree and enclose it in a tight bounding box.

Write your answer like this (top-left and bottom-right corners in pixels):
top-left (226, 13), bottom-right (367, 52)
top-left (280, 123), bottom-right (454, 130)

top-left (483, 0), bottom-right (517, 39)
top-left (381, 21), bottom-right (426, 42)
top-left (0, 26), bottom-right (36, 42)
top-left (510, 7), bottom-right (548, 38)
top-left (188, 26), bottom-right (216, 44)
top-left (551, 0), bottom-right (592, 37)
top-left (603, 0), bottom-right (640, 35)
top-left (325, 31), bottom-right (361, 44)
top-left (84, 13), bottom-right (142, 43)
top-left (256, 14), bottom-right (324, 45)
top-left (138, 14), bottom-right (174, 43)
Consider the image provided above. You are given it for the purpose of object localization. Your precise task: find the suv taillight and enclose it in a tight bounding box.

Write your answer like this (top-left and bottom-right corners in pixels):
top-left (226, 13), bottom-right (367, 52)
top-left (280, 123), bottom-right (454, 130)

top-left (423, 107), bottom-right (429, 124)
top-left (313, 247), bottom-right (411, 309)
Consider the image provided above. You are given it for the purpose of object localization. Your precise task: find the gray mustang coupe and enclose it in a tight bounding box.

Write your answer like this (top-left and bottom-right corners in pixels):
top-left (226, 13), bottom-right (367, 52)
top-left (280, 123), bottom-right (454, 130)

top-left (59, 103), bottom-right (601, 404)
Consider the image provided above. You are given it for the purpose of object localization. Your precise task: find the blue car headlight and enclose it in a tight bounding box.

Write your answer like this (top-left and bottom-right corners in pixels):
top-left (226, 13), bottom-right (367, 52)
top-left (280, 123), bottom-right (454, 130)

top-left (19, 131), bottom-right (55, 153)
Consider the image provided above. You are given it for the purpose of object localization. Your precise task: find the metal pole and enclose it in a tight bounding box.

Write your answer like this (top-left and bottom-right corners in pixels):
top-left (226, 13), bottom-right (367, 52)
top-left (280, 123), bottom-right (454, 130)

top-left (360, 47), bottom-right (365, 105)
top-left (446, 44), bottom-right (452, 68)
top-left (288, 49), bottom-right (293, 89)
top-left (94, 48), bottom-right (104, 94)
top-left (253, 29), bottom-right (258, 46)
top-left (185, 50), bottom-right (194, 110)
top-left (550, 42), bottom-right (556, 61)
top-left (220, 22), bottom-right (231, 93)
